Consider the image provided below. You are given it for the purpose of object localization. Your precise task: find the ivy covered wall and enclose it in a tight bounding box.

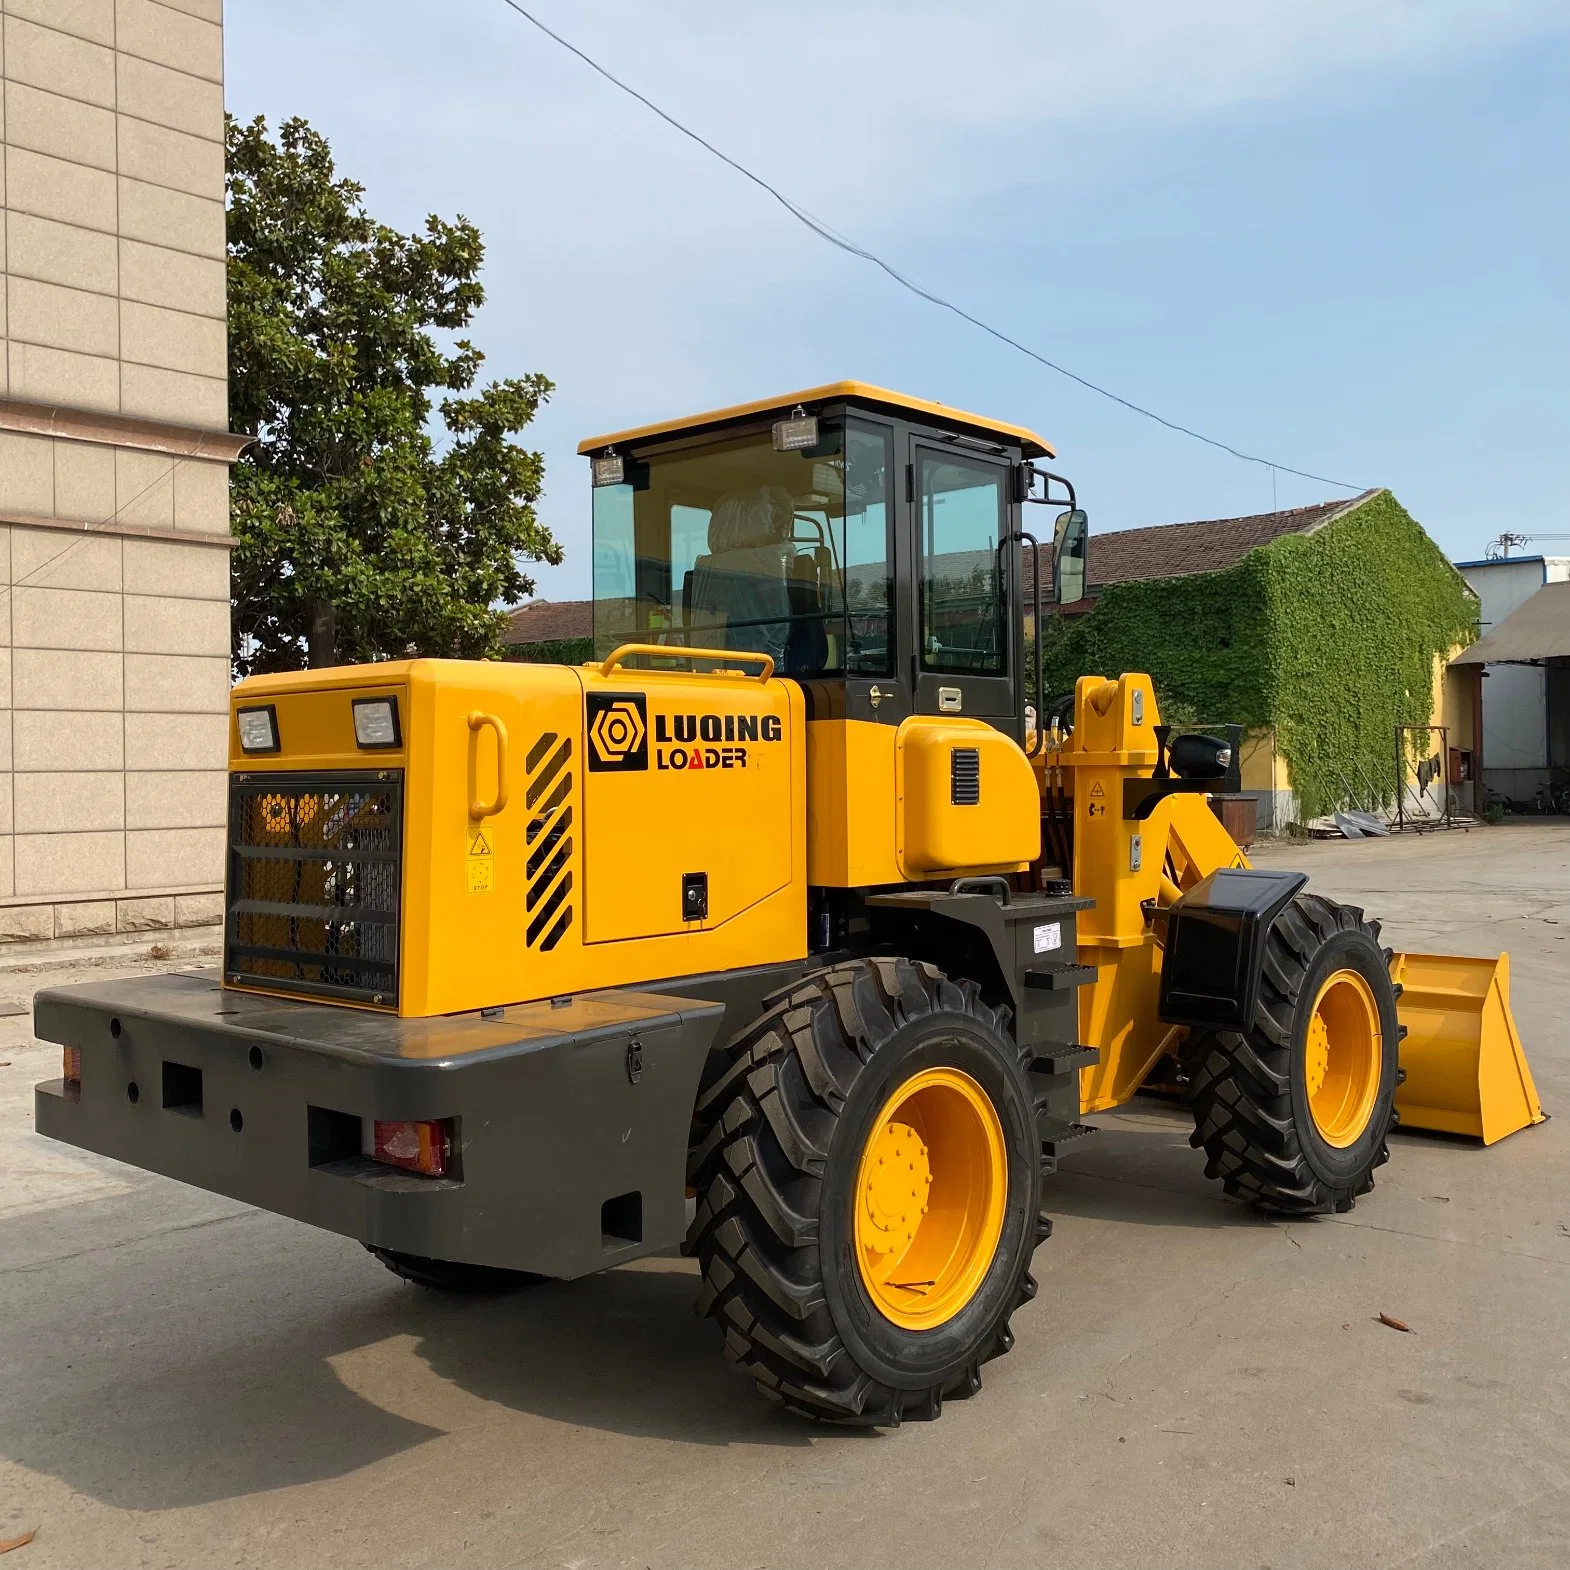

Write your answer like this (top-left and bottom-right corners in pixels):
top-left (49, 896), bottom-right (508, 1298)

top-left (504, 636), bottom-right (596, 666)
top-left (1037, 491), bottom-right (1477, 819)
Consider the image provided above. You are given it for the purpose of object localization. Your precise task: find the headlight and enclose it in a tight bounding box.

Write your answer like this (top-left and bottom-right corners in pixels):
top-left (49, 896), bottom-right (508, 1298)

top-left (352, 697), bottom-right (400, 749)
top-left (236, 706), bottom-right (278, 754)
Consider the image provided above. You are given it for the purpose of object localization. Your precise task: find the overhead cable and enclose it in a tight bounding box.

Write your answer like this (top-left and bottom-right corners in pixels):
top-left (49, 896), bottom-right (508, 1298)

top-left (497, 0), bottom-right (1366, 492)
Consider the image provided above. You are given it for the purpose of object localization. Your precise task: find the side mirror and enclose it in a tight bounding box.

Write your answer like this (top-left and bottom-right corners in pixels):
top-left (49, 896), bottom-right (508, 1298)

top-left (1052, 508), bottom-right (1088, 606)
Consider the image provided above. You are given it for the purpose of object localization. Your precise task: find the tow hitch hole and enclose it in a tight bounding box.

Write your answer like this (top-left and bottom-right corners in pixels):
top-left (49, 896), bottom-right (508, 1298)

top-left (248, 1046), bottom-right (264, 1071)
top-left (601, 1190), bottom-right (643, 1247)
top-left (229, 1108), bottom-right (244, 1133)
top-left (308, 1105), bottom-right (363, 1168)
top-left (109, 1016), bottom-right (122, 1040)
top-left (162, 1060), bottom-right (203, 1117)
top-left (126, 1080), bottom-right (140, 1104)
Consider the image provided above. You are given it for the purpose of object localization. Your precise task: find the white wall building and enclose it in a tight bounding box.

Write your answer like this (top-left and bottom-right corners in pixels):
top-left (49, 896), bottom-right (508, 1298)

top-left (1456, 555), bottom-right (1570, 806)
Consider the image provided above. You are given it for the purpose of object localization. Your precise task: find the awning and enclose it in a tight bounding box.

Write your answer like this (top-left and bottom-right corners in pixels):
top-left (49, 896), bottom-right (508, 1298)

top-left (1452, 579), bottom-right (1570, 665)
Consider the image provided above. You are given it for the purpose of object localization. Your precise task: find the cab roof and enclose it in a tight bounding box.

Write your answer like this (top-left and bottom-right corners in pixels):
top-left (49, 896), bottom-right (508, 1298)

top-left (576, 380), bottom-right (1054, 459)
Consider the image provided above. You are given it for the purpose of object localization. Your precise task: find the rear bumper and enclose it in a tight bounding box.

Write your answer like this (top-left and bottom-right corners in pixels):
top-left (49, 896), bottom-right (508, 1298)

top-left (33, 970), bottom-right (722, 1278)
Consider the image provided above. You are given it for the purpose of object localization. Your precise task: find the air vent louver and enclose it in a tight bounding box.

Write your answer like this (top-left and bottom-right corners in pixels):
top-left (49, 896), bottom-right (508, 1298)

top-left (951, 747), bottom-right (981, 806)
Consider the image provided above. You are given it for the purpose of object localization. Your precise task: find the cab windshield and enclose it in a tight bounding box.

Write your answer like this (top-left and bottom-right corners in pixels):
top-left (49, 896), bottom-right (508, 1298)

top-left (591, 420), bottom-right (892, 676)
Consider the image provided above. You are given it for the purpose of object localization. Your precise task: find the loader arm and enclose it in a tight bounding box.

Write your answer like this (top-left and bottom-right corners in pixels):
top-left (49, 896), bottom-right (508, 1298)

top-left (1045, 673), bottom-right (1250, 1112)
top-left (1049, 674), bottom-right (1545, 1143)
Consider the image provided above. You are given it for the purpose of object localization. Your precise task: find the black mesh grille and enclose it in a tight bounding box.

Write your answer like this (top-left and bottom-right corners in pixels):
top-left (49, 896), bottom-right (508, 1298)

top-left (951, 747), bottom-right (981, 806)
top-left (226, 771), bottom-right (402, 1005)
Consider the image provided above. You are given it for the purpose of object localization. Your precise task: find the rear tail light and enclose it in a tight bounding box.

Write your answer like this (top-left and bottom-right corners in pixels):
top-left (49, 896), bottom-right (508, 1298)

top-left (63, 1047), bottom-right (82, 1087)
top-left (364, 1118), bottom-right (454, 1178)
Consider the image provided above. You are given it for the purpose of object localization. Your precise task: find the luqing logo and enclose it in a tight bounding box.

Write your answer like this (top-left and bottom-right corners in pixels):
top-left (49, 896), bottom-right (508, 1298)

top-left (586, 692), bottom-right (648, 771)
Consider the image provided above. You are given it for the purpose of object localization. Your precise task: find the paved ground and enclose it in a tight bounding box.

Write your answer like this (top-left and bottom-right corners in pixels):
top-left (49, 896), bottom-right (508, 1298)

top-left (2, 823), bottom-right (1567, 1569)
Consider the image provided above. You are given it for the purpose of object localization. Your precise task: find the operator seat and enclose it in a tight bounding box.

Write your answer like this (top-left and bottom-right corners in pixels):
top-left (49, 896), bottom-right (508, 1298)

top-left (687, 486), bottom-right (795, 663)
top-left (784, 551), bottom-right (828, 674)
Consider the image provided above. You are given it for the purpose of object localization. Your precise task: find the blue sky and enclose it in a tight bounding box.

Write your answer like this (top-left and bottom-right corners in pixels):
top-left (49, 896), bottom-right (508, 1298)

top-left (225, 1), bottom-right (1570, 602)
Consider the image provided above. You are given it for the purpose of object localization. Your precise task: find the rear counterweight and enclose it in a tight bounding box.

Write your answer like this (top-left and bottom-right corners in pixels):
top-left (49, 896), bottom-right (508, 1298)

top-left (34, 972), bottom-right (722, 1279)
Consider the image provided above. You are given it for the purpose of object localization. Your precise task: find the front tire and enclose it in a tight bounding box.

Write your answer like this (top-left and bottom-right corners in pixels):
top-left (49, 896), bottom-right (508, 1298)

top-left (687, 958), bottom-right (1048, 1425)
top-left (1186, 894), bottom-right (1400, 1214)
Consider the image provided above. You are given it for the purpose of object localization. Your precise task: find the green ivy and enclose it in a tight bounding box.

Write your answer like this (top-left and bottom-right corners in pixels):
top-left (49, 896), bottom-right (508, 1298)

top-left (1036, 491), bottom-right (1476, 819)
top-left (505, 637), bottom-right (595, 666)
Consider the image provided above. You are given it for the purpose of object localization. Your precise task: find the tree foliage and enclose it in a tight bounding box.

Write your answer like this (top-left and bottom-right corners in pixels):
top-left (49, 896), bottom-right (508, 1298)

top-left (1037, 492), bottom-right (1477, 818)
top-left (227, 114), bottom-right (559, 673)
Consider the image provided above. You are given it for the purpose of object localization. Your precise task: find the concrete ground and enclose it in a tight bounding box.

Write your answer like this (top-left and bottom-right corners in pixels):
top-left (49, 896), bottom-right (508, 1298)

top-left (1, 823), bottom-right (1567, 1569)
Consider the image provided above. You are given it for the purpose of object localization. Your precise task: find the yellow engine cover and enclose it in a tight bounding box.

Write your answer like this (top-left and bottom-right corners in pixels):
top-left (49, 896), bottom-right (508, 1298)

top-left (895, 717), bottom-right (1039, 878)
top-left (582, 669), bottom-right (798, 942)
top-left (227, 659), bottom-right (807, 1017)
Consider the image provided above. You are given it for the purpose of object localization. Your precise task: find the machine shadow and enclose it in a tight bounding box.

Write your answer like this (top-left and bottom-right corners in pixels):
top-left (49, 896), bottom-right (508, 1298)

top-left (1045, 1101), bottom-right (1269, 1231)
top-left (1, 1241), bottom-right (827, 1512)
top-left (406, 1256), bottom-right (833, 1447)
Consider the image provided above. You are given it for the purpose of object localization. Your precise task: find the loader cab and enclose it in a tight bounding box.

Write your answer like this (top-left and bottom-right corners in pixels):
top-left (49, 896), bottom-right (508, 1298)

top-left (581, 381), bottom-right (1064, 742)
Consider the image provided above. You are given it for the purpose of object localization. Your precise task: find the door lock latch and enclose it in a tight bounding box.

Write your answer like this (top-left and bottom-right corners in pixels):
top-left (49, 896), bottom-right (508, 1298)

top-left (868, 685), bottom-right (884, 710)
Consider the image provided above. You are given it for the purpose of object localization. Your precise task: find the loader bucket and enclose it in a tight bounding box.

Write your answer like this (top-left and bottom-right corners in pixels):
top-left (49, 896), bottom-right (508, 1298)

top-left (1389, 952), bottom-right (1546, 1145)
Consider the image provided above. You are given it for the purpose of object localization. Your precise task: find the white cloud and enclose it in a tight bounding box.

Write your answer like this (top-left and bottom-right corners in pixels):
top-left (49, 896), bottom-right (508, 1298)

top-left (227, 0), bottom-right (1569, 593)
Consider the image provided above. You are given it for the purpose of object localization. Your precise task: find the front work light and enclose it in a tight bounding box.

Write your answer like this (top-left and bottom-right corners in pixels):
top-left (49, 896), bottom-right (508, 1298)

top-left (591, 452), bottom-right (625, 487)
top-left (352, 697), bottom-right (400, 749)
top-left (772, 408), bottom-right (819, 452)
top-left (1168, 733), bottom-right (1233, 781)
top-left (236, 705), bottom-right (279, 754)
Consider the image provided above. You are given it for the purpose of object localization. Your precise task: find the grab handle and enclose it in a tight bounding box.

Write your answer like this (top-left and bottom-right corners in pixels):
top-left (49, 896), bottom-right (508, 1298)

top-left (467, 711), bottom-right (510, 820)
top-left (597, 642), bottom-right (774, 683)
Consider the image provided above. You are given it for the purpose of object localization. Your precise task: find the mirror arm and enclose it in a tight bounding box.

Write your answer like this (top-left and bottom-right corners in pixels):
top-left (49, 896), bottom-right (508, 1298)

top-left (1021, 466), bottom-right (1078, 511)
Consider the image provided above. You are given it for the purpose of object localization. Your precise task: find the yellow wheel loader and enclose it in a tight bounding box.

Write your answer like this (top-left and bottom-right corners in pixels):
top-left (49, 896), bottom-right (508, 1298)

top-left (33, 382), bottom-right (1544, 1425)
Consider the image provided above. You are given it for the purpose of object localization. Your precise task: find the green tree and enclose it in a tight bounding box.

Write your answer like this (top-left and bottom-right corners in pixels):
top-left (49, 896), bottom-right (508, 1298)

top-left (226, 114), bottom-right (559, 673)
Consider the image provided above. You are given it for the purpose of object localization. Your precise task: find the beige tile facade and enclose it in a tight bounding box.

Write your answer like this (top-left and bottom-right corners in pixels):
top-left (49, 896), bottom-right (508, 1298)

top-left (1, 0), bottom-right (239, 941)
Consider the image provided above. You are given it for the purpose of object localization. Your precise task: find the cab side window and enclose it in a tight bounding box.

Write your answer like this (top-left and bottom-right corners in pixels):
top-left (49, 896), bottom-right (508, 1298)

top-left (838, 423), bottom-right (893, 675)
top-left (918, 453), bottom-right (1005, 674)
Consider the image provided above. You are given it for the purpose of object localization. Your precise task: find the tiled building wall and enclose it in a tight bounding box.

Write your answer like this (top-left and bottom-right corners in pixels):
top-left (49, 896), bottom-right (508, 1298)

top-left (0, 0), bottom-right (236, 944)
top-left (1, 0), bottom-right (227, 424)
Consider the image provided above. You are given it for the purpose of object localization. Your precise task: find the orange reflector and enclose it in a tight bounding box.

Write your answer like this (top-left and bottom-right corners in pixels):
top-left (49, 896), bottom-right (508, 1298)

top-left (369, 1118), bottom-right (452, 1177)
top-left (63, 1046), bottom-right (82, 1086)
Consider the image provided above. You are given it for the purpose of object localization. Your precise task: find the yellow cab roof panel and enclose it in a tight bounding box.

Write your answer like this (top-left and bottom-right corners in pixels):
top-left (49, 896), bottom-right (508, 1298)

top-left (576, 381), bottom-right (1054, 459)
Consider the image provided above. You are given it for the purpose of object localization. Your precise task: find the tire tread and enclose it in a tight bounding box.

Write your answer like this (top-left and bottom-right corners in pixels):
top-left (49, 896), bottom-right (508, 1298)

top-left (1186, 895), bottom-right (1398, 1216)
top-left (688, 957), bottom-right (1045, 1424)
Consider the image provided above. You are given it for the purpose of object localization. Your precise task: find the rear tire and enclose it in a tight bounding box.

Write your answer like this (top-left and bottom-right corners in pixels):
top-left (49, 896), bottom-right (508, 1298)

top-left (366, 1246), bottom-right (548, 1293)
top-left (1186, 894), bottom-right (1400, 1214)
top-left (687, 957), bottom-right (1048, 1425)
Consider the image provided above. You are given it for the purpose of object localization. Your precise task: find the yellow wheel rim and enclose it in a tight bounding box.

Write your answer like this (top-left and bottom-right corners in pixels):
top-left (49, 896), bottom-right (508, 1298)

top-left (1304, 968), bottom-right (1383, 1148)
top-left (853, 1066), bottom-right (1008, 1330)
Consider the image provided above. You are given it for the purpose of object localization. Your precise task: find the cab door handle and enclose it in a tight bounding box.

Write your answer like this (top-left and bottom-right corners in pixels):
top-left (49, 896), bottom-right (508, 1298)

top-left (467, 711), bottom-right (510, 819)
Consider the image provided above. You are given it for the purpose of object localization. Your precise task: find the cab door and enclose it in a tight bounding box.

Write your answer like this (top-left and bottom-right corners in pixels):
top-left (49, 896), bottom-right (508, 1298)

top-left (796, 416), bottom-right (906, 729)
top-left (907, 440), bottom-right (1017, 721)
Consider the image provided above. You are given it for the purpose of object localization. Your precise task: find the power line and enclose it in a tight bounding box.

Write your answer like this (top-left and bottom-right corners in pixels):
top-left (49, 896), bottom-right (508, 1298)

top-left (0, 446), bottom-right (217, 609)
top-left (497, 0), bottom-right (1366, 494)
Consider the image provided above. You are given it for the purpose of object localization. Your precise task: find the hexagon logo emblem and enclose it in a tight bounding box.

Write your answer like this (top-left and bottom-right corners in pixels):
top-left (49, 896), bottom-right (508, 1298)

top-left (586, 692), bottom-right (648, 771)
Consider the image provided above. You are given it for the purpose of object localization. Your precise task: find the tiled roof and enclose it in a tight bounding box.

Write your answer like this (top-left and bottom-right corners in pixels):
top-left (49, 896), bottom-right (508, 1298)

top-left (502, 599), bottom-right (593, 645)
top-left (1026, 490), bottom-right (1377, 605)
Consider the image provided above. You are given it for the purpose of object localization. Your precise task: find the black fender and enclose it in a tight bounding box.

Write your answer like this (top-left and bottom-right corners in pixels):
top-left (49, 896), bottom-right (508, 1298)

top-left (1156, 867), bottom-right (1309, 1031)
